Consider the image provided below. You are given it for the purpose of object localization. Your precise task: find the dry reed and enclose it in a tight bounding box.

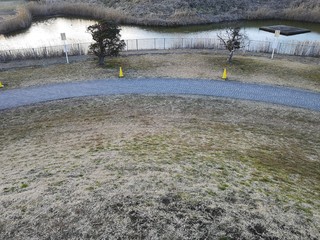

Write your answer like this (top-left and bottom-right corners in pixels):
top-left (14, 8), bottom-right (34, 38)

top-left (26, 2), bottom-right (125, 21)
top-left (0, 0), bottom-right (319, 34)
top-left (1, 38), bottom-right (319, 62)
top-left (0, 0), bottom-right (320, 34)
top-left (0, 6), bottom-right (32, 34)
top-left (283, 4), bottom-right (320, 22)
top-left (0, 2), bottom-right (131, 34)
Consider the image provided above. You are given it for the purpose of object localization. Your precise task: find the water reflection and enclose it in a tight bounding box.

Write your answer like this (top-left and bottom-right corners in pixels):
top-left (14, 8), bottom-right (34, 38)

top-left (1, 18), bottom-right (319, 50)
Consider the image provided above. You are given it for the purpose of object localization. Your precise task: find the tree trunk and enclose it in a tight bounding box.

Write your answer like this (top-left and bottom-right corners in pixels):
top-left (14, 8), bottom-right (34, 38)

top-left (98, 56), bottom-right (105, 66)
top-left (227, 49), bottom-right (234, 64)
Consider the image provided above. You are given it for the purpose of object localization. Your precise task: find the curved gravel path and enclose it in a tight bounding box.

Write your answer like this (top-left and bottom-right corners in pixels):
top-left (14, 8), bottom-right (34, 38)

top-left (0, 78), bottom-right (320, 111)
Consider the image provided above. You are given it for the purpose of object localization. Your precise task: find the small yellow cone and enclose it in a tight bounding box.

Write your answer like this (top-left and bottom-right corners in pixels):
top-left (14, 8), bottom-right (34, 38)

top-left (119, 66), bottom-right (124, 78)
top-left (222, 68), bottom-right (227, 80)
top-left (0, 82), bottom-right (4, 88)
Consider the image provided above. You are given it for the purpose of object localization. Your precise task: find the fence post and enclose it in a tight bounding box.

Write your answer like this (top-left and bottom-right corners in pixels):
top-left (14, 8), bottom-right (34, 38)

top-left (268, 42), bottom-right (271, 53)
top-left (278, 43), bottom-right (282, 54)
top-left (1, 39), bottom-right (319, 61)
top-left (309, 45), bottom-right (314, 56)
top-left (32, 48), bottom-right (36, 59)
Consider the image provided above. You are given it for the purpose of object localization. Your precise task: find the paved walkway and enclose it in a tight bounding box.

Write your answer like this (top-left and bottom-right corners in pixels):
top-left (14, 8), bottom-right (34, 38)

top-left (1, 78), bottom-right (320, 111)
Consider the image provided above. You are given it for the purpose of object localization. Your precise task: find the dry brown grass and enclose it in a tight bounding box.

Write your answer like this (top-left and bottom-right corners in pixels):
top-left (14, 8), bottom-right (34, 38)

top-left (0, 1), bottom-right (130, 34)
top-left (0, 95), bottom-right (319, 239)
top-left (283, 4), bottom-right (320, 23)
top-left (1, 50), bottom-right (319, 92)
top-left (1, 0), bottom-right (319, 34)
top-left (0, 5), bottom-right (32, 33)
top-left (26, 1), bottom-right (128, 22)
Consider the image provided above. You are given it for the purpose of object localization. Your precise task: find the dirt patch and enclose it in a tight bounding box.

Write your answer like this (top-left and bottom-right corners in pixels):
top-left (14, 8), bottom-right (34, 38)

top-left (0, 95), bottom-right (319, 239)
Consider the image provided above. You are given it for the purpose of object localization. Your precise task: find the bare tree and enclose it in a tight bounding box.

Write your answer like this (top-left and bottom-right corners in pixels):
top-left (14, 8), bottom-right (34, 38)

top-left (217, 26), bottom-right (246, 63)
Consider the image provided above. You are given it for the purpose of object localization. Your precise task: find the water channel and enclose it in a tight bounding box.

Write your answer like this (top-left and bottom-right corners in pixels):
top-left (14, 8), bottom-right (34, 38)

top-left (0, 18), bottom-right (320, 50)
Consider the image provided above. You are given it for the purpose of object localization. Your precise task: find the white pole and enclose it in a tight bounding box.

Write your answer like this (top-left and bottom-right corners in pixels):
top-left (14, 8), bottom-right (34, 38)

top-left (64, 41), bottom-right (69, 64)
top-left (271, 48), bottom-right (275, 59)
top-left (271, 30), bottom-right (280, 59)
top-left (61, 33), bottom-right (69, 64)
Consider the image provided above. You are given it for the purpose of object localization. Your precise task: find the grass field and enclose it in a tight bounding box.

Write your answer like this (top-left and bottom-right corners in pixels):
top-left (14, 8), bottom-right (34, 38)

top-left (1, 0), bottom-right (320, 238)
top-left (1, 50), bottom-right (320, 92)
top-left (0, 49), bottom-right (319, 238)
top-left (0, 95), bottom-right (319, 239)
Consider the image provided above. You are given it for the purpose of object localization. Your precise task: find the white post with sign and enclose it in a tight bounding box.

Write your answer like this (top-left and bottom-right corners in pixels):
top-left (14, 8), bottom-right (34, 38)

top-left (271, 30), bottom-right (280, 59)
top-left (60, 33), bottom-right (69, 64)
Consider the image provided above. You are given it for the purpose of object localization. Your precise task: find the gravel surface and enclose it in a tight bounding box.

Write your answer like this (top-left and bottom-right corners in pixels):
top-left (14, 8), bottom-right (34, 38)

top-left (1, 78), bottom-right (320, 111)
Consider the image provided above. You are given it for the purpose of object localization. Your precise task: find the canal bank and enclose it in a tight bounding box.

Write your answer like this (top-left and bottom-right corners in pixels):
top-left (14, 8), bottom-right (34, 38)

top-left (1, 18), bottom-right (320, 50)
top-left (0, 0), bottom-right (319, 34)
top-left (1, 17), bottom-right (320, 62)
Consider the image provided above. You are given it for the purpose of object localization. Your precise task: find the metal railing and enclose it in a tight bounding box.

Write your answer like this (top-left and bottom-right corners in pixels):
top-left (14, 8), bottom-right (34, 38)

top-left (0, 38), bottom-right (319, 62)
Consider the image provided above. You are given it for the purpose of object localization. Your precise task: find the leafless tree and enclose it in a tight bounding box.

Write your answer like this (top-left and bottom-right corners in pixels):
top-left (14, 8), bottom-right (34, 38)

top-left (217, 26), bottom-right (247, 63)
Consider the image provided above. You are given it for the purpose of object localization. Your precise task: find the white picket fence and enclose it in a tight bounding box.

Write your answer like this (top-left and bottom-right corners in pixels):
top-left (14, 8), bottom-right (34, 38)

top-left (0, 38), bottom-right (319, 62)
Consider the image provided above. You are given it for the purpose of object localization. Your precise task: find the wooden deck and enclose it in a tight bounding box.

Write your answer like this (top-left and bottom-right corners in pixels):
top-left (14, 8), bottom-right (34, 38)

top-left (259, 25), bottom-right (311, 36)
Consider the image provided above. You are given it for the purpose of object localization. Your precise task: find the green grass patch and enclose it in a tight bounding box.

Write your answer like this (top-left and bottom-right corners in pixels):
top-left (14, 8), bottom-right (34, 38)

top-left (218, 183), bottom-right (229, 191)
top-left (20, 182), bottom-right (28, 189)
top-left (231, 57), bottom-right (320, 83)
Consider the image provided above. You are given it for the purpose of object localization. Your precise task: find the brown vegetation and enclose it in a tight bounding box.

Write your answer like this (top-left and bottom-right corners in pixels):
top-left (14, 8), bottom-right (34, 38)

top-left (0, 1), bottom-right (129, 34)
top-left (1, 0), bottom-right (319, 34)
top-left (1, 37), bottom-right (319, 63)
top-left (0, 95), bottom-right (319, 239)
top-left (283, 1), bottom-right (320, 22)
top-left (0, 5), bottom-right (31, 34)
top-left (1, 50), bottom-right (319, 92)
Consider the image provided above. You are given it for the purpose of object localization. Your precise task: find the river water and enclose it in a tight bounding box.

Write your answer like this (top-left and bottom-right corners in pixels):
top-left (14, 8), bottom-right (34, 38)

top-left (0, 18), bottom-right (320, 50)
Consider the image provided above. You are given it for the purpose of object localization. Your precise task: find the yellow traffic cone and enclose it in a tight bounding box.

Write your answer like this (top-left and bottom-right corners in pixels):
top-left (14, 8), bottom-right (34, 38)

top-left (0, 82), bottom-right (4, 88)
top-left (222, 68), bottom-right (227, 80)
top-left (119, 66), bottom-right (124, 78)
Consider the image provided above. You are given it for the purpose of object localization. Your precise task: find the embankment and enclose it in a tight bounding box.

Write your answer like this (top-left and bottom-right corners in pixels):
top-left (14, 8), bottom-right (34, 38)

top-left (0, 0), bottom-right (319, 34)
